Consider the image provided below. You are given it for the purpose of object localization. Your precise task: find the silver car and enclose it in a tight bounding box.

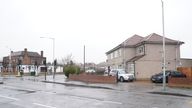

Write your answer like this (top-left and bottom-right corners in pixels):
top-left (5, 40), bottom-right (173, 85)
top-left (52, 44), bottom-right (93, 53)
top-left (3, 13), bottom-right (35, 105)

top-left (109, 69), bottom-right (134, 82)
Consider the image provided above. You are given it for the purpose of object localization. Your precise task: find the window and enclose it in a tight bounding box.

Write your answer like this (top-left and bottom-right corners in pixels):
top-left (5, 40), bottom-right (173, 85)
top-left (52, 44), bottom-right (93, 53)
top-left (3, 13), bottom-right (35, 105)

top-left (120, 49), bottom-right (122, 56)
top-left (136, 45), bottom-right (144, 55)
top-left (118, 49), bottom-right (121, 57)
top-left (139, 47), bottom-right (143, 53)
top-left (113, 52), bottom-right (115, 58)
top-left (110, 49), bottom-right (122, 59)
top-left (107, 54), bottom-right (111, 60)
top-left (111, 53), bottom-right (113, 59)
top-left (115, 51), bottom-right (118, 58)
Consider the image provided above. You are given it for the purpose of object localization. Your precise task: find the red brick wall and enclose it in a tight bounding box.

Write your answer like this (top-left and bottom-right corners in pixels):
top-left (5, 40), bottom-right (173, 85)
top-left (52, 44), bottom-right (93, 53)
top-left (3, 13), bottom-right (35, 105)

top-left (69, 74), bottom-right (117, 84)
top-left (177, 67), bottom-right (192, 79)
top-left (168, 77), bottom-right (192, 88)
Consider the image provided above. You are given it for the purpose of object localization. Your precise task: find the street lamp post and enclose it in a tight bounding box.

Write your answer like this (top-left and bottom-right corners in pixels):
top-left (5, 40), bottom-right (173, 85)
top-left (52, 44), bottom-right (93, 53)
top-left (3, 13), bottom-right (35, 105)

top-left (84, 45), bottom-right (85, 72)
top-left (9, 51), bottom-right (12, 75)
top-left (40, 37), bottom-right (55, 80)
top-left (6, 46), bottom-right (12, 76)
top-left (161, 0), bottom-right (166, 91)
top-left (123, 41), bottom-right (126, 70)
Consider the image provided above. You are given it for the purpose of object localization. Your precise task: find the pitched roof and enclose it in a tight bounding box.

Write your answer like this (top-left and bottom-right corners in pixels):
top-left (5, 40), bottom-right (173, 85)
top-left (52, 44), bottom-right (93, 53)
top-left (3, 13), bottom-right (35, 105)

top-left (11, 51), bottom-right (41, 57)
top-left (106, 33), bottom-right (184, 55)
top-left (106, 34), bottom-right (143, 54)
top-left (11, 51), bottom-right (23, 56)
top-left (121, 34), bottom-right (143, 47)
top-left (27, 52), bottom-right (41, 57)
top-left (139, 33), bottom-right (184, 45)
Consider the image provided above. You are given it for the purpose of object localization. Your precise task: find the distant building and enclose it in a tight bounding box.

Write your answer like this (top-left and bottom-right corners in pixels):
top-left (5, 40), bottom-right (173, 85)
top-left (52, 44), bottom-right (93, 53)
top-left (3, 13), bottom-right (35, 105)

top-left (106, 33), bottom-right (184, 80)
top-left (77, 62), bottom-right (96, 71)
top-left (2, 48), bottom-right (46, 73)
top-left (0, 61), bottom-right (3, 72)
top-left (97, 62), bottom-right (107, 68)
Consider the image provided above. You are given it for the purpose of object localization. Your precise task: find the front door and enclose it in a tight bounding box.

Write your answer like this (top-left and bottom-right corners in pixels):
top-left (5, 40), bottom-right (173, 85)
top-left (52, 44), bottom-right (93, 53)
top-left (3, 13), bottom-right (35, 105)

top-left (128, 62), bottom-right (135, 75)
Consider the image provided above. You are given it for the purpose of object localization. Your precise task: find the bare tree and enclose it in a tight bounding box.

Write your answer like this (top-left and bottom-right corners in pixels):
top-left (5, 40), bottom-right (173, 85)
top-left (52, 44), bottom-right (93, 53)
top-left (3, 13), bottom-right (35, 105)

top-left (61, 54), bottom-right (74, 66)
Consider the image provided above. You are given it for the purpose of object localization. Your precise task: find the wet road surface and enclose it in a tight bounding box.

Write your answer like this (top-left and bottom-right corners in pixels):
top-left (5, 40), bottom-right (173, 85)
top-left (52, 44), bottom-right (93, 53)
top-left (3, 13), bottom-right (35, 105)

top-left (0, 76), bottom-right (191, 108)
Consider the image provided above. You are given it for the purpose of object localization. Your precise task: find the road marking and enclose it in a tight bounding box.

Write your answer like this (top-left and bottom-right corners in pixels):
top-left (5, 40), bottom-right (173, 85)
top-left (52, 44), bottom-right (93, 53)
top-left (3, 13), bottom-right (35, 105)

top-left (33, 103), bottom-right (56, 108)
top-left (189, 100), bottom-right (192, 104)
top-left (103, 100), bottom-right (122, 105)
top-left (0, 95), bottom-right (20, 101)
top-left (42, 91), bottom-right (56, 95)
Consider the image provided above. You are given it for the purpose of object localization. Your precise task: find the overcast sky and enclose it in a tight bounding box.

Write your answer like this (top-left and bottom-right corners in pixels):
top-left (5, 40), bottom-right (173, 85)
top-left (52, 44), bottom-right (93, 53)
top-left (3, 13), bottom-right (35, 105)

top-left (0, 0), bottom-right (192, 64)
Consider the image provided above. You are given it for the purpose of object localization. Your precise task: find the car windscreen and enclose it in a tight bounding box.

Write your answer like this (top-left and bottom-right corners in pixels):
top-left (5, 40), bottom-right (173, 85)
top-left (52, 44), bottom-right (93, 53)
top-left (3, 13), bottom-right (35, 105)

top-left (158, 71), bottom-right (170, 75)
top-left (118, 70), bottom-right (126, 74)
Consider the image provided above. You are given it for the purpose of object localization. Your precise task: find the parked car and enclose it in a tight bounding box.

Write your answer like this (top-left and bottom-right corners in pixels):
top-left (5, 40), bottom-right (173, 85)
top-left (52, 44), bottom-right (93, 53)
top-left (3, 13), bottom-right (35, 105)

top-left (85, 69), bottom-right (96, 73)
top-left (151, 70), bottom-right (186, 83)
top-left (109, 69), bottom-right (134, 82)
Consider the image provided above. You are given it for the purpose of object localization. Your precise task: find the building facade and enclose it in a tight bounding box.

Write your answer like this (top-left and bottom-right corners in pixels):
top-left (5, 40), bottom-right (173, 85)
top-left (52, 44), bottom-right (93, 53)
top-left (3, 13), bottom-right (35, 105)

top-left (3, 48), bottom-right (46, 73)
top-left (0, 61), bottom-right (3, 73)
top-left (106, 33), bottom-right (184, 80)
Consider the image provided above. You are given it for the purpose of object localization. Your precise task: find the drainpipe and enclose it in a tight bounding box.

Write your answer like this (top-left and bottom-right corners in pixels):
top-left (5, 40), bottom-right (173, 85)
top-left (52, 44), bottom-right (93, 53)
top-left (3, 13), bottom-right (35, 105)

top-left (175, 41), bottom-right (180, 70)
top-left (133, 61), bottom-right (136, 80)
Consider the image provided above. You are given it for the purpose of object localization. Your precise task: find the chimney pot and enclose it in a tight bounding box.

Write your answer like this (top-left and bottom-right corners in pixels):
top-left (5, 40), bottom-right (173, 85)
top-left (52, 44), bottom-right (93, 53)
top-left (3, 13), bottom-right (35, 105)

top-left (41, 51), bottom-right (43, 57)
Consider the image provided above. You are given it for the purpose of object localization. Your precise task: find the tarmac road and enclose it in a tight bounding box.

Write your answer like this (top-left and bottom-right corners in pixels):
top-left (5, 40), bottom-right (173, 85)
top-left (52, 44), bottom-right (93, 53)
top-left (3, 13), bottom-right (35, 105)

top-left (0, 75), bottom-right (191, 108)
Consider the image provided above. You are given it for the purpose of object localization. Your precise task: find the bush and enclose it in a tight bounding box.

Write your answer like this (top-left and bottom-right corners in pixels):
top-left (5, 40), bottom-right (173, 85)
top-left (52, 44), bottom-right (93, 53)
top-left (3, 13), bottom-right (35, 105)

top-left (64, 65), bottom-right (80, 78)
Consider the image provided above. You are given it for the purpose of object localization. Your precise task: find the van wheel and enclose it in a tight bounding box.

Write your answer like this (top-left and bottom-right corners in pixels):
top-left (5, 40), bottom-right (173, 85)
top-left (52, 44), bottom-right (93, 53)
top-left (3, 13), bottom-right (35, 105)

top-left (120, 77), bottom-right (124, 82)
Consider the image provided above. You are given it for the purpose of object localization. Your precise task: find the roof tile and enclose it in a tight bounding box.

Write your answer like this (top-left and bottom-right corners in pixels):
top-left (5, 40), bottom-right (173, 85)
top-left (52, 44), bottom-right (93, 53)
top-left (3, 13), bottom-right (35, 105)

top-left (121, 34), bottom-right (143, 46)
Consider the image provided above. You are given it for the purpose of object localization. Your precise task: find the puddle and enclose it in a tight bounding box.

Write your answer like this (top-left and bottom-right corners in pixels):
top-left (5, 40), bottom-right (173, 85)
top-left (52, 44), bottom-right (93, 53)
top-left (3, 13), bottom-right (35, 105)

top-left (149, 91), bottom-right (192, 98)
top-left (4, 86), bottom-right (36, 94)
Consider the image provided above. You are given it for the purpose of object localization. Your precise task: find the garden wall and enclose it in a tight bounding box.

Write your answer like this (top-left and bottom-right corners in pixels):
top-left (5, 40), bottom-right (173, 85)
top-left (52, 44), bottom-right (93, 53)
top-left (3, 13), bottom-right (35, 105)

top-left (177, 67), bottom-right (192, 79)
top-left (69, 74), bottom-right (117, 84)
top-left (168, 77), bottom-right (192, 88)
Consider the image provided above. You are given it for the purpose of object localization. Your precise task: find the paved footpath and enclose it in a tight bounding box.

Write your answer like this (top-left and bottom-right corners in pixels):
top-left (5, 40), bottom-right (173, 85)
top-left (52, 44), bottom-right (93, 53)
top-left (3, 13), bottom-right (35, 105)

top-left (19, 74), bottom-right (192, 98)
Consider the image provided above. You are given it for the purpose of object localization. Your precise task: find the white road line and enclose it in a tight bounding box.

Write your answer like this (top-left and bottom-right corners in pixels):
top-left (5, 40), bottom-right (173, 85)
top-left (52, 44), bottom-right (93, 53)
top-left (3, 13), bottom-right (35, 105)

top-left (103, 100), bottom-right (122, 105)
top-left (0, 95), bottom-right (20, 101)
top-left (189, 100), bottom-right (192, 104)
top-left (42, 91), bottom-right (56, 95)
top-left (33, 103), bottom-right (56, 108)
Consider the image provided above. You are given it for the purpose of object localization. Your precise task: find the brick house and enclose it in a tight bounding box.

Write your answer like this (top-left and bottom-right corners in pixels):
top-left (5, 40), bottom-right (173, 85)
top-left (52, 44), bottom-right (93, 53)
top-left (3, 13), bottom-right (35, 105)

top-left (3, 48), bottom-right (46, 73)
top-left (106, 33), bottom-right (184, 80)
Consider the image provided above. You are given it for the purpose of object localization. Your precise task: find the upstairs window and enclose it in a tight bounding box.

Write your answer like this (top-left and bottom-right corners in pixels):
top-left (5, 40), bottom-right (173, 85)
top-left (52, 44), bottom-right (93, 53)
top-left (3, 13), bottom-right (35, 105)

top-left (107, 54), bottom-right (111, 60)
top-left (136, 45), bottom-right (145, 55)
top-left (118, 49), bottom-right (121, 57)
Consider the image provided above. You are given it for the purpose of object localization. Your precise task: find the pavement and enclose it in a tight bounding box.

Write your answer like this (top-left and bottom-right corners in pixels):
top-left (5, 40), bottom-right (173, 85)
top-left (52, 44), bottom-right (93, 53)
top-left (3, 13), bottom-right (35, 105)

top-left (2, 74), bottom-right (192, 98)
top-left (36, 74), bottom-right (192, 98)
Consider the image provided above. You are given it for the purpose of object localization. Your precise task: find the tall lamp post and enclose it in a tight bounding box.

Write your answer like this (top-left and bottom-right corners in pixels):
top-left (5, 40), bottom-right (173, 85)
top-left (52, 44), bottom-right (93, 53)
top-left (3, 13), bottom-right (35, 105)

top-left (40, 37), bottom-right (55, 80)
top-left (161, 0), bottom-right (166, 91)
top-left (6, 46), bottom-right (12, 76)
top-left (123, 41), bottom-right (126, 70)
top-left (83, 45), bottom-right (85, 73)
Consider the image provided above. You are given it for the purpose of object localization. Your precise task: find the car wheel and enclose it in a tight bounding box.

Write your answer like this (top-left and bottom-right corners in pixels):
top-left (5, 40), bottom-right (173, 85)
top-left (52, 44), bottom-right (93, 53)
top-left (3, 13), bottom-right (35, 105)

top-left (120, 77), bottom-right (124, 82)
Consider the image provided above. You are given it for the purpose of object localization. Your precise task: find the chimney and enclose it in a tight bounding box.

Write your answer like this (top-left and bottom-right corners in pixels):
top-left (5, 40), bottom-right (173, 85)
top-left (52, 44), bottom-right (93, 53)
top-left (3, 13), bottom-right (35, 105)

top-left (24, 48), bottom-right (27, 52)
top-left (24, 48), bottom-right (28, 56)
top-left (41, 51), bottom-right (43, 57)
